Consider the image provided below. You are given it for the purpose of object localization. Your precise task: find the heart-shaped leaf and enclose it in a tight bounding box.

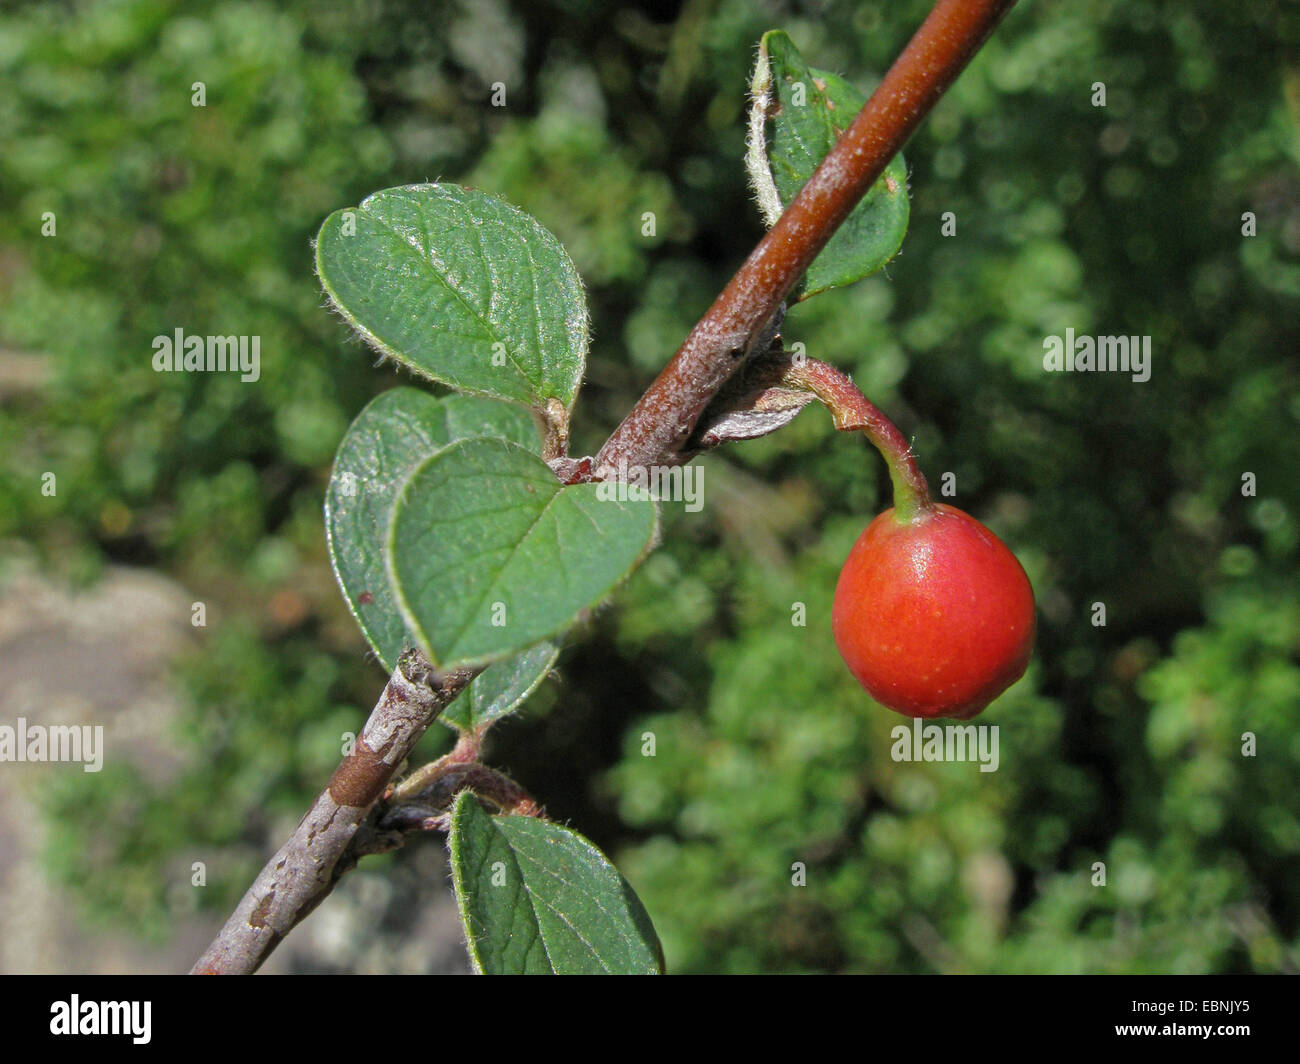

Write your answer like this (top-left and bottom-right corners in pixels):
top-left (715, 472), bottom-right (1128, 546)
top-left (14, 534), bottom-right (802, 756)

top-left (316, 183), bottom-right (589, 414)
top-left (325, 387), bottom-right (539, 672)
top-left (750, 30), bottom-right (909, 299)
top-left (449, 792), bottom-right (663, 974)
top-left (389, 437), bottom-right (657, 669)
top-left (441, 639), bottom-right (560, 733)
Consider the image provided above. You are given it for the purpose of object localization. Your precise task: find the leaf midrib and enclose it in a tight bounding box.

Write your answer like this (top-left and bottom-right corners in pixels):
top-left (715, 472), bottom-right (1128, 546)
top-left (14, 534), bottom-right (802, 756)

top-left (369, 198), bottom-right (538, 393)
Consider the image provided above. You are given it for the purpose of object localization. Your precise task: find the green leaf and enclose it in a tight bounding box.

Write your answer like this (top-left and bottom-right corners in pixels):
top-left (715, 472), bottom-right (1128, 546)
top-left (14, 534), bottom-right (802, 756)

top-left (448, 792), bottom-right (663, 974)
top-left (442, 639), bottom-right (559, 733)
top-left (325, 387), bottom-right (539, 672)
top-left (316, 183), bottom-right (589, 413)
top-left (754, 30), bottom-right (909, 298)
top-left (389, 437), bottom-right (657, 668)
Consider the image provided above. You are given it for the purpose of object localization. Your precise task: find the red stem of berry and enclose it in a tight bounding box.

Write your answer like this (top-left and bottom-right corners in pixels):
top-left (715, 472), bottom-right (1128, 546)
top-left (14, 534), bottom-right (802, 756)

top-left (783, 357), bottom-right (934, 522)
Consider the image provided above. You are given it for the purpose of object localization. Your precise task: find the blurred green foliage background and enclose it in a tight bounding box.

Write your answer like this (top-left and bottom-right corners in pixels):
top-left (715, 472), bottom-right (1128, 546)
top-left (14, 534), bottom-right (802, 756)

top-left (1, 0), bottom-right (1297, 973)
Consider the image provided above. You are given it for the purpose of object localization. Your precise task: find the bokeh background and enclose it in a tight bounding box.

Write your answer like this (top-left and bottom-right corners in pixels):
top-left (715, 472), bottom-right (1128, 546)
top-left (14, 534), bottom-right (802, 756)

top-left (0, 0), bottom-right (1297, 973)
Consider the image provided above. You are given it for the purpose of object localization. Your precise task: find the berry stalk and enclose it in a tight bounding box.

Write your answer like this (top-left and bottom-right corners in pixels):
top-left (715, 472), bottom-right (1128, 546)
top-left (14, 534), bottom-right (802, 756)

top-left (781, 357), bottom-right (934, 523)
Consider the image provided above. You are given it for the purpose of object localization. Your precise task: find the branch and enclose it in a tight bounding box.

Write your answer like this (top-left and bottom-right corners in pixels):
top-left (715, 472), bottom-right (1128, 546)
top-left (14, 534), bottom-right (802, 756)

top-left (596, 0), bottom-right (1017, 472)
top-left (378, 761), bottom-right (544, 829)
top-left (193, 0), bottom-right (1015, 975)
top-left (191, 652), bottom-right (477, 975)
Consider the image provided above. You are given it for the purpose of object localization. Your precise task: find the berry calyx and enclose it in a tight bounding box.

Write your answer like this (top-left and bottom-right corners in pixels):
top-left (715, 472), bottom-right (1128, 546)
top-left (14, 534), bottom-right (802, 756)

top-left (832, 504), bottom-right (1035, 719)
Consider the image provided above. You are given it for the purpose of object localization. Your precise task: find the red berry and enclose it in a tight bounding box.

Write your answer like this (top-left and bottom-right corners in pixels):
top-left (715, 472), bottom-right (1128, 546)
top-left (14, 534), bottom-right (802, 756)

top-left (832, 504), bottom-right (1035, 720)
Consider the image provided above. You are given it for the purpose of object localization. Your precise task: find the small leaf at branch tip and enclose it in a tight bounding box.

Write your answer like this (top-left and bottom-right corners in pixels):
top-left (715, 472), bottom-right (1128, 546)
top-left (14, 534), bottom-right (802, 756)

top-left (756, 30), bottom-right (910, 298)
top-left (746, 33), bottom-right (784, 230)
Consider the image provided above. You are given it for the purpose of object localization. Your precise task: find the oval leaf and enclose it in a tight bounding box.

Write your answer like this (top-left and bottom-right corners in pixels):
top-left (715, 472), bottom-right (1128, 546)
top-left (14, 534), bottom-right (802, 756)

top-left (449, 792), bottom-right (662, 974)
top-left (325, 387), bottom-right (539, 672)
top-left (316, 183), bottom-right (589, 412)
top-left (441, 639), bottom-right (560, 733)
top-left (755, 30), bottom-right (909, 298)
top-left (389, 437), bottom-right (657, 668)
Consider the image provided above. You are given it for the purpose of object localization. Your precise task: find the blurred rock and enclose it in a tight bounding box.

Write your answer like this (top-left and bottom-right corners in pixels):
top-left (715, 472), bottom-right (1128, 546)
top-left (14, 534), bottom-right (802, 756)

top-left (0, 559), bottom-right (469, 974)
